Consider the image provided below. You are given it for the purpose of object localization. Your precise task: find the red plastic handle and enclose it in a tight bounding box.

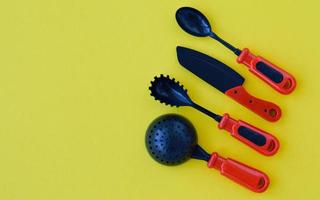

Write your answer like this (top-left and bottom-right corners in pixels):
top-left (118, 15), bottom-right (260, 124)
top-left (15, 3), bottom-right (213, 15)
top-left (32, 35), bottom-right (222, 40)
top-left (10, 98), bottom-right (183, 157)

top-left (208, 152), bottom-right (269, 193)
top-left (225, 85), bottom-right (281, 122)
top-left (237, 48), bottom-right (296, 94)
top-left (218, 114), bottom-right (279, 156)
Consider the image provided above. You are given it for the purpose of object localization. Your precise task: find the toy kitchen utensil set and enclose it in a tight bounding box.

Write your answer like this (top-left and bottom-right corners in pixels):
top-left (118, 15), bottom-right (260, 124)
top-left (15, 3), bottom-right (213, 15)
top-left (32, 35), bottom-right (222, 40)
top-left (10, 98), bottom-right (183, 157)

top-left (145, 7), bottom-right (296, 193)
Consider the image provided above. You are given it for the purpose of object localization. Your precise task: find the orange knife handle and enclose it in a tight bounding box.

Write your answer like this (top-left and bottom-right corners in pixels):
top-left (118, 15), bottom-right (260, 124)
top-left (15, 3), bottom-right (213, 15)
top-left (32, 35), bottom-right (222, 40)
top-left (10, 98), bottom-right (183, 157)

top-left (225, 85), bottom-right (281, 122)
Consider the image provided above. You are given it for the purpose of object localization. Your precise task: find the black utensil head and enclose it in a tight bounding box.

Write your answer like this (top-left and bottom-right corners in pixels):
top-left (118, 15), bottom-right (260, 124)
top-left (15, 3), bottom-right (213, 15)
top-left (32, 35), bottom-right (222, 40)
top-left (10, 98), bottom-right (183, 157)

top-left (145, 114), bottom-right (198, 166)
top-left (176, 7), bottom-right (212, 37)
top-left (177, 46), bottom-right (245, 93)
top-left (149, 74), bottom-right (193, 107)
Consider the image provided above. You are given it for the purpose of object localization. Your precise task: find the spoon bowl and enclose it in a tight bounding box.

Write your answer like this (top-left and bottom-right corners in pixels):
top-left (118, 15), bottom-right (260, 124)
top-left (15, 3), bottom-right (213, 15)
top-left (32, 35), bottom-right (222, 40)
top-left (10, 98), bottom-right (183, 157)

top-left (176, 7), bottom-right (212, 37)
top-left (175, 7), bottom-right (241, 55)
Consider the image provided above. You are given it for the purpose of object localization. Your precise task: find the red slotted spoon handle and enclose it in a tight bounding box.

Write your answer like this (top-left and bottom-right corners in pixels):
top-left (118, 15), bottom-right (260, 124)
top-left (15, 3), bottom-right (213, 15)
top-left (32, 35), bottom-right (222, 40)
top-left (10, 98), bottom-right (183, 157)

top-left (208, 152), bottom-right (269, 193)
top-left (237, 48), bottom-right (296, 94)
top-left (218, 114), bottom-right (279, 156)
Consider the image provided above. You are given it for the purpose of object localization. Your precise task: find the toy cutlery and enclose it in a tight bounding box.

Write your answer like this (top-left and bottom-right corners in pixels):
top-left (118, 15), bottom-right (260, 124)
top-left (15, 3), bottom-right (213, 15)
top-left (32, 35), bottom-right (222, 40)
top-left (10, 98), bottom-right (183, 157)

top-left (176, 7), bottom-right (296, 94)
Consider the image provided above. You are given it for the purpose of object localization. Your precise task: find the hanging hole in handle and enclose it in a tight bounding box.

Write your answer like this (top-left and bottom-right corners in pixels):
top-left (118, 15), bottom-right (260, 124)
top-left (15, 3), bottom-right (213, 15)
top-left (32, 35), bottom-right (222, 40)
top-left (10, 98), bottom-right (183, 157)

top-left (257, 177), bottom-right (266, 189)
top-left (283, 79), bottom-right (292, 89)
top-left (267, 140), bottom-right (275, 152)
top-left (268, 109), bottom-right (277, 118)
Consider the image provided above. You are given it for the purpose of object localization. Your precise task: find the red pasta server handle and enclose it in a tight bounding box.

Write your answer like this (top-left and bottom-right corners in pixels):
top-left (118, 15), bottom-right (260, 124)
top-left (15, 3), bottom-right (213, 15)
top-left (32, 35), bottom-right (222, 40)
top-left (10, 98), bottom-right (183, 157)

top-left (218, 114), bottom-right (279, 156)
top-left (208, 152), bottom-right (269, 193)
top-left (237, 48), bottom-right (296, 94)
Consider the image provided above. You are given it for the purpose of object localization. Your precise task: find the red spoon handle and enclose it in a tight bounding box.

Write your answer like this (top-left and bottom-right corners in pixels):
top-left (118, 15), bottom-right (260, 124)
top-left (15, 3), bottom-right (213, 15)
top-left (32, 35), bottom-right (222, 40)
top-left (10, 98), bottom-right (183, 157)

top-left (208, 152), bottom-right (269, 193)
top-left (237, 48), bottom-right (296, 94)
top-left (218, 114), bottom-right (279, 156)
top-left (225, 85), bottom-right (281, 122)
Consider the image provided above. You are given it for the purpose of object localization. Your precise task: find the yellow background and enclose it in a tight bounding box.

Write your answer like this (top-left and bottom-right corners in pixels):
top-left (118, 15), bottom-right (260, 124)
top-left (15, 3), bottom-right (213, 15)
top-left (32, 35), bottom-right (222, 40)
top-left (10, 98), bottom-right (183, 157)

top-left (0, 0), bottom-right (319, 199)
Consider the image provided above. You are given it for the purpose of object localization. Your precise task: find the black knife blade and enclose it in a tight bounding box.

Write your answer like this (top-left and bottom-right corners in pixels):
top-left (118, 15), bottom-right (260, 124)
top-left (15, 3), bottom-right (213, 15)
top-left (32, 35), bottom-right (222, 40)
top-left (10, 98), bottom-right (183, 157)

top-left (177, 46), bottom-right (244, 93)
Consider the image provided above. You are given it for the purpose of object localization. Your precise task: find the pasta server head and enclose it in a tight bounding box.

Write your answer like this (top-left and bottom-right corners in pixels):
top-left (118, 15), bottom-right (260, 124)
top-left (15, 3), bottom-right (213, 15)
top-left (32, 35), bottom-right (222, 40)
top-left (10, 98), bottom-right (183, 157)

top-left (149, 74), bottom-right (193, 107)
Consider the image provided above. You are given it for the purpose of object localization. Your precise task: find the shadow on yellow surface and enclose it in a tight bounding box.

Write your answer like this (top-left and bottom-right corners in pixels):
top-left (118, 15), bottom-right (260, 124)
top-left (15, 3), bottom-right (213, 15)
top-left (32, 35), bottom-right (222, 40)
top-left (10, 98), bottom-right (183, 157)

top-left (0, 0), bottom-right (319, 199)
